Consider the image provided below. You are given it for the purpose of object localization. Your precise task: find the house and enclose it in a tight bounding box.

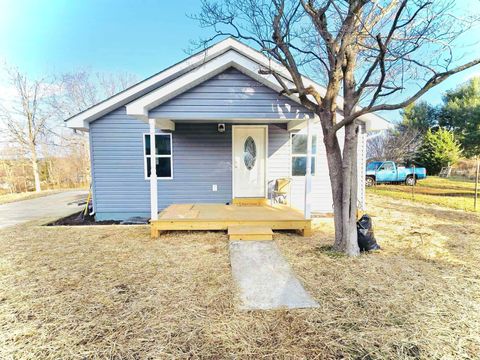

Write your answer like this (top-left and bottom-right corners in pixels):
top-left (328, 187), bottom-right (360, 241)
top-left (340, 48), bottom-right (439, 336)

top-left (65, 38), bottom-right (389, 238)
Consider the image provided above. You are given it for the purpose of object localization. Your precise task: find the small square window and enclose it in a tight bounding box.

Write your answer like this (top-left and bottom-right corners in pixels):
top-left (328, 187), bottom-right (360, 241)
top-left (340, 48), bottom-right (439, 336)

top-left (291, 133), bottom-right (317, 176)
top-left (292, 133), bottom-right (317, 154)
top-left (145, 135), bottom-right (171, 156)
top-left (146, 157), bottom-right (172, 178)
top-left (292, 156), bottom-right (316, 176)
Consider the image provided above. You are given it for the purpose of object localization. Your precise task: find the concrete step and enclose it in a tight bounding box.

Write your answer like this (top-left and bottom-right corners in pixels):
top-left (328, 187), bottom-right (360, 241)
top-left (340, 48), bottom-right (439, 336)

top-left (228, 225), bottom-right (273, 241)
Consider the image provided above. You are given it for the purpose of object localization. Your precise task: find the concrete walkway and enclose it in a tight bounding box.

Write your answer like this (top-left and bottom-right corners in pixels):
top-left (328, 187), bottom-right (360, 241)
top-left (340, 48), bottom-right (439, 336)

top-left (229, 241), bottom-right (319, 310)
top-left (0, 190), bottom-right (88, 229)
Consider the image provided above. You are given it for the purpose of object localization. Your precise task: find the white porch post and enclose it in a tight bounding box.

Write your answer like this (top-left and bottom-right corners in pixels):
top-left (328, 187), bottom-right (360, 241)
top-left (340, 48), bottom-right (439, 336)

top-left (149, 118), bottom-right (158, 220)
top-left (304, 118), bottom-right (313, 219)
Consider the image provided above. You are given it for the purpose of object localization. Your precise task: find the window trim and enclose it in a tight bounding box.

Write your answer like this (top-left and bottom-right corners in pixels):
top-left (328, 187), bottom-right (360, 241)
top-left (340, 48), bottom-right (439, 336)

top-left (290, 132), bottom-right (317, 177)
top-left (143, 133), bottom-right (173, 180)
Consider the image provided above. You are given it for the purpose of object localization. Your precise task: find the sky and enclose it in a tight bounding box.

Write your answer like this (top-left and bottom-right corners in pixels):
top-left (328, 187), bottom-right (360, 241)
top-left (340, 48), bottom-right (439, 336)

top-left (1, 0), bottom-right (480, 123)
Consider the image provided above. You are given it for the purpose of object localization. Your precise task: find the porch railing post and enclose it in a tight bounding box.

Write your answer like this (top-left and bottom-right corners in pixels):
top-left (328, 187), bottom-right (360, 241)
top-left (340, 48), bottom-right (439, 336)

top-left (304, 117), bottom-right (312, 219)
top-left (149, 118), bottom-right (158, 221)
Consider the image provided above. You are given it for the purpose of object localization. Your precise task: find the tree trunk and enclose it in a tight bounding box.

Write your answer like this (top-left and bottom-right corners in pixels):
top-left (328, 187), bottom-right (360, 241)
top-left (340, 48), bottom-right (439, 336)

top-left (340, 122), bottom-right (360, 256)
top-left (323, 129), bottom-right (344, 246)
top-left (30, 144), bottom-right (41, 192)
top-left (322, 118), bottom-right (360, 256)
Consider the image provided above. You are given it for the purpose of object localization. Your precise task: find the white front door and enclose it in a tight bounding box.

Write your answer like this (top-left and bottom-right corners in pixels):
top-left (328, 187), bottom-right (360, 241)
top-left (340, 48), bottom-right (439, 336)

top-left (233, 126), bottom-right (267, 198)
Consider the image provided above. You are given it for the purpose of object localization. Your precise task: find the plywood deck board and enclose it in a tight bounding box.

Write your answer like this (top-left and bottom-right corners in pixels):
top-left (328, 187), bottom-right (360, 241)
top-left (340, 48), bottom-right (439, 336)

top-left (229, 234), bottom-right (273, 241)
top-left (162, 204), bottom-right (306, 222)
top-left (228, 225), bottom-right (273, 235)
top-left (232, 198), bottom-right (268, 206)
top-left (159, 204), bottom-right (199, 219)
top-left (151, 203), bottom-right (311, 238)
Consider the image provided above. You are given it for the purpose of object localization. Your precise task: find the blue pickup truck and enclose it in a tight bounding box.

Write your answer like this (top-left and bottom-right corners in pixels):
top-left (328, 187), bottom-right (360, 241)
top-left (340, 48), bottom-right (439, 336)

top-left (366, 161), bottom-right (427, 186)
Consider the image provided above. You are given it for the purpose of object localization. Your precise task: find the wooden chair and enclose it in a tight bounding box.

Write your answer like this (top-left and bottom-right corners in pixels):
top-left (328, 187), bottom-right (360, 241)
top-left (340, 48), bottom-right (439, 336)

top-left (271, 177), bottom-right (291, 205)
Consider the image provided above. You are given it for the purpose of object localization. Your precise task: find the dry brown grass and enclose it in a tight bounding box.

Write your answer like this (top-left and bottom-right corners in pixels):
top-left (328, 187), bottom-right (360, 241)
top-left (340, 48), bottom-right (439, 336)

top-left (368, 176), bottom-right (479, 213)
top-left (0, 194), bottom-right (479, 359)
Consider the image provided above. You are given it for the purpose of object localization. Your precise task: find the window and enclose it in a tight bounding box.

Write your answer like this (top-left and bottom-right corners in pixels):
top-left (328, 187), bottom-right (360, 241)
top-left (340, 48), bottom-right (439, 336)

top-left (243, 136), bottom-right (256, 170)
top-left (367, 162), bottom-right (382, 171)
top-left (291, 133), bottom-right (317, 176)
top-left (379, 162), bottom-right (393, 171)
top-left (144, 134), bottom-right (173, 179)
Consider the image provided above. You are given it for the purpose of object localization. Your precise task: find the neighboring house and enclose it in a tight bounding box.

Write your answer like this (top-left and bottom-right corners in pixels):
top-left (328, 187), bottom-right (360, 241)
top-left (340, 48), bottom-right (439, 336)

top-left (65, 38), bottom-right (389, 224)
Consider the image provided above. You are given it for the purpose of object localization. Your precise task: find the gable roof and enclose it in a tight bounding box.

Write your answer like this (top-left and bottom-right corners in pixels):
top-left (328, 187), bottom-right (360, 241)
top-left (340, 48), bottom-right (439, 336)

top-left (149, 67), bottom-right (314, 120)
top-left (65, 37), bottom-right (391, 131)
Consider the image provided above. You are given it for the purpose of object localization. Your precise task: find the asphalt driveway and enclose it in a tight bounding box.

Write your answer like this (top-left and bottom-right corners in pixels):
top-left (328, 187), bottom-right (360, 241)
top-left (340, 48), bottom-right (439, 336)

top-left (0, 190), bottom-right (88, 229)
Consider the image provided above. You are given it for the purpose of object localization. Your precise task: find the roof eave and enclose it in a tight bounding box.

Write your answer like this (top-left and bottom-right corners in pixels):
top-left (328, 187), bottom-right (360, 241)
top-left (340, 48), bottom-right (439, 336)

top-left (65, 37), bottom-right (391, 132)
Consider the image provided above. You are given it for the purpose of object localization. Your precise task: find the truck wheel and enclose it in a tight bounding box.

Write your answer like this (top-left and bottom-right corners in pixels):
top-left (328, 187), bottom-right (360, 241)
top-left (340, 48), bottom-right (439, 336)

top-left (405, 175), bottom-right (416, 186)
top-left (366, 176), bottom-right (375, 187)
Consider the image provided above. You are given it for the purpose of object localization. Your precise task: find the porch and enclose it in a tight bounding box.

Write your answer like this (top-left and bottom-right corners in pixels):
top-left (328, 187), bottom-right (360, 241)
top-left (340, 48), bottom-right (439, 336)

top-left (150, 203), bottom-right (312, 239)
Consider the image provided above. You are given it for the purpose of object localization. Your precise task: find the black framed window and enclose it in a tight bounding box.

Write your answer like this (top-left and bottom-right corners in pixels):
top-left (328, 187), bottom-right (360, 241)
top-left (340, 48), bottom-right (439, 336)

top-left (144, 134), bottom-right (172, 178)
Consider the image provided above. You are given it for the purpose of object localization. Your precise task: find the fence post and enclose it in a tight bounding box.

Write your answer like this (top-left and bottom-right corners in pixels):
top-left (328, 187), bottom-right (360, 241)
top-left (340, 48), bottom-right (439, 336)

top-left (411, 163), bottom-right (415, 201)
top-left (475, 156), bottom-right (479, 212)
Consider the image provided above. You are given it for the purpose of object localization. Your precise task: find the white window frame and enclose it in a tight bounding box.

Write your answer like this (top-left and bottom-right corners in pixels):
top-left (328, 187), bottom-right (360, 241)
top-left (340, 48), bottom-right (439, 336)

top-left (143, 133), bottom-right (173, 180)
top-left (290, 132), bottom-right (317, 177)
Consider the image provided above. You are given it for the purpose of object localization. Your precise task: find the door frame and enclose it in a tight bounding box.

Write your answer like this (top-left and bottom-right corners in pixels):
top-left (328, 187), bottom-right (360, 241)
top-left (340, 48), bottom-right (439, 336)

top-left (231, 125), bottom-right (268, 199)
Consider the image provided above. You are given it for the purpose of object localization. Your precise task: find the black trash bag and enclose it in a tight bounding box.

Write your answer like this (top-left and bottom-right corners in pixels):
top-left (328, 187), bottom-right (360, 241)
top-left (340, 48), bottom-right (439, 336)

top-left (357, 214), bottom-right (380, 251)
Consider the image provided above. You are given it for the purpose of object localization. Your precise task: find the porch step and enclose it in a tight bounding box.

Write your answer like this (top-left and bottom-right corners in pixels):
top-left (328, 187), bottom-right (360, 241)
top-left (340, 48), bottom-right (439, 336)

top-left (228, 225), bottom-right (273, 241)
top-left (232, 198), bottom-right (268, 206)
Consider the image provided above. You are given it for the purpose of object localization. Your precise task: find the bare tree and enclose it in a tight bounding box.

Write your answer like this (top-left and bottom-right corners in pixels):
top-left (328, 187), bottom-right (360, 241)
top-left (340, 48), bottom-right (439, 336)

top-left (0, 67), bottom-right (56, 192)
top-left (47, 70), bottom-right (138, 188)
top-left (0, 67), bottom-right (137, 194)
top-left (367, 127), bottom-right (421, 163)
top-left (194, 0), bottom-right (480, 255)
top-left (50, 70), bottom-right (138, 118)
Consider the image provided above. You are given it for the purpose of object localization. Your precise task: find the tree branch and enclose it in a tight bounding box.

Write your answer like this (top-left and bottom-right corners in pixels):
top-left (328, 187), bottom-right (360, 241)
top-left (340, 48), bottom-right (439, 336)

top-left (334, 57), bottom-right (480, 132)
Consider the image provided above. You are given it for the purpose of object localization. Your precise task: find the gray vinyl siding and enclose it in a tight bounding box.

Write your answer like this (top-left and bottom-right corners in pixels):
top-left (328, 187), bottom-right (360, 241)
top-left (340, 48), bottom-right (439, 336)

top-left (90, 114), bottom-right (341, 220)
top-left (88, 67), bottom-right (363, 220)
top-left (90, 108), bottom-right (232, 220)
top-left (149, 68), bottom-right (314, 120)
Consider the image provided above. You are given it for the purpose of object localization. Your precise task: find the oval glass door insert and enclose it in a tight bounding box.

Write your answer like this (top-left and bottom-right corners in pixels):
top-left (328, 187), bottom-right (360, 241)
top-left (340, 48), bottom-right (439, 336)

top-left (243, 136), bottom-right (256, 170)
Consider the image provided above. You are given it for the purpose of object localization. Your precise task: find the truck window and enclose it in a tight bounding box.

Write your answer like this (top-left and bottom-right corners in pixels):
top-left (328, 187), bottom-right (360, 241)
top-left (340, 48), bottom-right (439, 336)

top-left (367, 162), bottom-right (382, 171)
top-left (380, 162), bottom-right (394, 171)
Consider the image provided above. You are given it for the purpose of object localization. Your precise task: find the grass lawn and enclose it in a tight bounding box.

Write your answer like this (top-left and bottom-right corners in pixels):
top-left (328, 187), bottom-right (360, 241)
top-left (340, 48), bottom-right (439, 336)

top-left (0, 194), bottom-right (479, 358)
top-left (0, 189), bottom-right (85, 205)
top-left (367, 176), bottom-right (479, 212)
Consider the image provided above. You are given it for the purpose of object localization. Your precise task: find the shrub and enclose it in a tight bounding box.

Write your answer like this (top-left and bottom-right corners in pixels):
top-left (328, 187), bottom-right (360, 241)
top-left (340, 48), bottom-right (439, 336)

top-left (415, 129), bottom-right (462, 174)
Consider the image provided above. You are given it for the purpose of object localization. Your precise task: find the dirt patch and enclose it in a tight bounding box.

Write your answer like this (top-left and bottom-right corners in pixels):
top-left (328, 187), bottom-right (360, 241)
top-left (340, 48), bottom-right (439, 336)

top-left (46, 211), bottom-right (121, 226)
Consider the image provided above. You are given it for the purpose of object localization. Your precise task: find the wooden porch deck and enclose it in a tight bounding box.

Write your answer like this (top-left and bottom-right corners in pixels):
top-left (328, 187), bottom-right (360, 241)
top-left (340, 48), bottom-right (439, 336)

top-left (150, 203), bottom-right (312, 238)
